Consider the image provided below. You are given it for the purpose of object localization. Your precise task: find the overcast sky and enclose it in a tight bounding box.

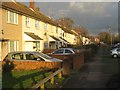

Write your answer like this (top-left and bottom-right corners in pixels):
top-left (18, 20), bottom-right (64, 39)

top-left (17, 1), bottom-right (118, 36)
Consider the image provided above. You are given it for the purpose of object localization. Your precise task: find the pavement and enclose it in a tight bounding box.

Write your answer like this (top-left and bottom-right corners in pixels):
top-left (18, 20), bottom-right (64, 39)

top-left (62, 46), bottom-right (120, 89)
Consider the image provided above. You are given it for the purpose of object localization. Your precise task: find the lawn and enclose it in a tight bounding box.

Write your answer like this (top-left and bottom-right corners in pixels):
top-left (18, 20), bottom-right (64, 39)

top-left (2, 69), bottom-right (65, 89)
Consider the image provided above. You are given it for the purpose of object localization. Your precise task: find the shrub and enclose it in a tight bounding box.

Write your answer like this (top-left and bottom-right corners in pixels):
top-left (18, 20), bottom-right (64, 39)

top-left (2, 61), bottom-right (15, 73)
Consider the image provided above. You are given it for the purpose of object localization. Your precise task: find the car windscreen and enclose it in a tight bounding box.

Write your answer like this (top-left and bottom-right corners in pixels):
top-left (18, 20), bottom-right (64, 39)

top-left (36, 52), bottom-right (52, 59)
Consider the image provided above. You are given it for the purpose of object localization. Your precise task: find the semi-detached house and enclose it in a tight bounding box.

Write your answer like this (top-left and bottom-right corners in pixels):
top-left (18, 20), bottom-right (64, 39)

top-left (0, 1), bottom-right (78, 61)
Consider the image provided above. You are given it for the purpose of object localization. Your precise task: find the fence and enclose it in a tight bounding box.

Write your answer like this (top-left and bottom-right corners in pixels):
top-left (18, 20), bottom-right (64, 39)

top-left (31, 68), bottom-right (64, 90)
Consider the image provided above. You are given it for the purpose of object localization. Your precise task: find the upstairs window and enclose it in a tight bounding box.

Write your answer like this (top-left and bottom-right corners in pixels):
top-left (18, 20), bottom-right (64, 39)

top-left (7, 11), bottom-right (18, 24)
top-left (44, 23), bottom-right (48, 30)
top-left (25, 17), bottom-right (30, 27)
top-left (35, 20), bottom-right (40, 29)
top-left (56, 27), bottom-right (58, 33)
top-left (51, 26), bottom-right (53, 33)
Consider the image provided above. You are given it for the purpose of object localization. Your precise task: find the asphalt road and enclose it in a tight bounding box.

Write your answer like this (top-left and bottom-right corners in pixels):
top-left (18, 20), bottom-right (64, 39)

top-left (62, 46), bottom-right (120, 89)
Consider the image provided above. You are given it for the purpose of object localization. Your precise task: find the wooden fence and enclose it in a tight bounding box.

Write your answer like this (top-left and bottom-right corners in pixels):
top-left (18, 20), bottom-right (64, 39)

top-left (31, 68), bottom-right (64, 90)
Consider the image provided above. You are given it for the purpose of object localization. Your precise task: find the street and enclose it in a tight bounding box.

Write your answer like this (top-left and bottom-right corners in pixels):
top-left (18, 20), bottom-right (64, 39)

top-left (62, 46), bottom-right (120, 88)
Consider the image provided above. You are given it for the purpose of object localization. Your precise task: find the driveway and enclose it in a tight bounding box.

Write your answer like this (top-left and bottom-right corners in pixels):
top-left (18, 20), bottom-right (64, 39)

top-left (62, 46), bottom-right (120, 88)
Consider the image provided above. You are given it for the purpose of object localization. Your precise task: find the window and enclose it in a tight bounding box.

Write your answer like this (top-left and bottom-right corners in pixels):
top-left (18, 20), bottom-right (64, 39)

top-left (33, 42), bottom-right (40, 51)
top-left (56, 27), bottom-right (58, 33)
top-left (7, 11), bottom-right (18, 24)
top-left (10, 41), bottom-right (14, 52)
top-left (51, 26), bottom-right (53, 33)
top-left (26, 54), bottom-right (36, 60)
top-left (44, 23), bottom-right (48, 30)
top-left (117, 48), bottom-right (120, 51)
top-left (14, 13), bottom-right (18, 24)
top-left (63, 33), bottom-right (64, 37)
top-left (65, 33), bottom-right (67, 37)
top-left (25, 17), bottom-right (30, 27)
top-left (35, 20), bottom-right (40, 29)
top-left (65, 49), bottom-right (73, 54)
top-left (8, 41), bottom-right (18, 52)
top-left (53, 49), bottom-right (64, 54)
top-left (12, 53), bottom-right (23, 60)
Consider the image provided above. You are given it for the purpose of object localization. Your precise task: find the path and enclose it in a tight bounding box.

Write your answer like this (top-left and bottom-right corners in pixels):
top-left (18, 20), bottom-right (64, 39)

top-left (62, 46), bottom-right (120, 88)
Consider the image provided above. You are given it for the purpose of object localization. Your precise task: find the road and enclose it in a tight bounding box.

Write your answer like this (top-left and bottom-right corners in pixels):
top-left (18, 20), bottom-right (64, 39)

top-left (62, 46), bottom-right (120, 88)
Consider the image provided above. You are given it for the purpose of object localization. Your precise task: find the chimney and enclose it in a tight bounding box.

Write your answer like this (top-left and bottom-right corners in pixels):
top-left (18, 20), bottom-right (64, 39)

top-left (30, 0), bottom-right (35, 10)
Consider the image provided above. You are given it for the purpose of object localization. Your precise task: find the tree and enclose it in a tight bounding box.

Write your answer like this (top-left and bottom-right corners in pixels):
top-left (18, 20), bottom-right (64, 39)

top-left (74, 26), bottom-right (89, 37)
top-left (113, 34), bottom-right (120, 43)
top-left (98, 32), bottom-right (111, 44)
top-left (56, 17), bottom-right (74, 29)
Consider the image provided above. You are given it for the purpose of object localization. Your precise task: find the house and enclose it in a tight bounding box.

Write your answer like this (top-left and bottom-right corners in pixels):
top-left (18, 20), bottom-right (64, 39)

top-left (21, 2), bottom-right (43, 51)
top-left (1, 1), bottom-right (23, 60)
top-left (0, 0), bottom-right (81, 60)
top-left (0, 1), bottom-right (57, 60)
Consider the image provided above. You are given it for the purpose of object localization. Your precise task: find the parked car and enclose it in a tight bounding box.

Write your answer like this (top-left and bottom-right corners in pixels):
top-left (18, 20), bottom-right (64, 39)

top-left (111, 43), bottom-right (120, 49)
top-left (48, 48), bottom-right (79, 55)
top-left (3, 51), bottom-right (63, 62)
top-left (110, 48), bottom-right (120, 58)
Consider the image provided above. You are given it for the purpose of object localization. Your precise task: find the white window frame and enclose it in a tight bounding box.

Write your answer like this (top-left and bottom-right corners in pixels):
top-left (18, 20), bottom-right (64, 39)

top-left (56, 27), bottom-right (58, 34)
top-left (25, 17), bottom-right (30, 27)
top-left (35, 20), bottom-right (40, 29)
top-left (14, 13), bottom-right (18, 24)
top-left (7, 11), bottom-right (18, 24)
top-left (44, 23), bottom-right (48, 30)
top-left (8, 41), bottom-right (18, 52)
top-left (51, 25), bottom-right (53, 33)
top-left (7, 11), bottom-right (10, 23)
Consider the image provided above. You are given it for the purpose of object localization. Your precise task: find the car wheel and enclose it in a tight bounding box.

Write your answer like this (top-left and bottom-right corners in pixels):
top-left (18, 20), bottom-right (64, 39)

top-left (112, 54), bottom-right (118, 58)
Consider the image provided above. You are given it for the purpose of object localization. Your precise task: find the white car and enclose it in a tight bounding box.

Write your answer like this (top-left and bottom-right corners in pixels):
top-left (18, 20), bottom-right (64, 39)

top-left (110, 48), bottom-right (120, 58)
top-left (3, 51), bottom-right (63, 62)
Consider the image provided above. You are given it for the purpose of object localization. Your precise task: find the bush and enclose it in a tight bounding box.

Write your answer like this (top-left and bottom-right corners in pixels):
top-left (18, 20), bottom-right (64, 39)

top-left (2, 61), bottom-right (15, 73)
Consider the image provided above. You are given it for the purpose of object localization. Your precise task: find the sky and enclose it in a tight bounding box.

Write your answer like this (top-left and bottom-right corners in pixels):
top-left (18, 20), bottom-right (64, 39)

top-left (15, 0), bottom-right (119, 36)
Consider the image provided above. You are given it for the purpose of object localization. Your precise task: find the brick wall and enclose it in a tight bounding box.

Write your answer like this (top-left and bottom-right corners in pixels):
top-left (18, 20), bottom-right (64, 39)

top-left (42, 49), bottom-right (55, 54)
top-left (2, 61), bottom-right (61, 71)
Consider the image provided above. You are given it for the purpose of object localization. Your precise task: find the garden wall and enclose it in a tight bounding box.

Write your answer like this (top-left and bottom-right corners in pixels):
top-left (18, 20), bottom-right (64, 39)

top-left (2, 61), bottom-right (61, 71)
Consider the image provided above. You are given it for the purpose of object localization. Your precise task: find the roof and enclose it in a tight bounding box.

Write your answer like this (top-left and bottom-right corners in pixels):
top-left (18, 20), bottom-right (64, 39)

top-left (1, 1), bottom-right (77, 36)
top-left (49, 35), bottom-right (61, 42)
top-left (25, 32), bottom-right (43, 40)
top-left (1, 1), bottom-right (58, 26)
top-left (59, 37), bottom-right (69, 44)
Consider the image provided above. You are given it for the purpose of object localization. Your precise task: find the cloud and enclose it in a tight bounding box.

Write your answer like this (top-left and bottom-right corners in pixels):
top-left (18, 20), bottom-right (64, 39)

top-left (18, 2), bottom-right (118, 35)
top-left (69, 2), bottom-right (114, 17)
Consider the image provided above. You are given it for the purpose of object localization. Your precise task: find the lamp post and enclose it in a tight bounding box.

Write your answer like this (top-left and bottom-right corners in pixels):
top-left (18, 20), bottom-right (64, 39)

top-left (108, 25), bottom-right (112, 46)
